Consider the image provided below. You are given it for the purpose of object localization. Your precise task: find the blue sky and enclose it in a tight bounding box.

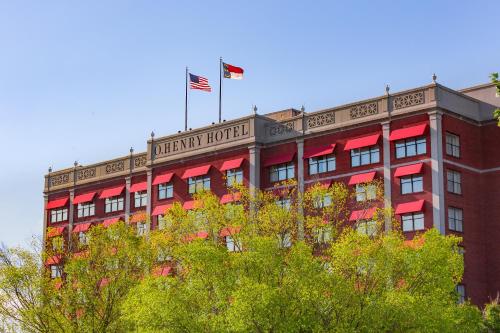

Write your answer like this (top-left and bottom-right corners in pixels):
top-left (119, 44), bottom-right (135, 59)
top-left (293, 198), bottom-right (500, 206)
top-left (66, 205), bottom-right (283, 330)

top-left (0, 1), bottom-right (499, 247)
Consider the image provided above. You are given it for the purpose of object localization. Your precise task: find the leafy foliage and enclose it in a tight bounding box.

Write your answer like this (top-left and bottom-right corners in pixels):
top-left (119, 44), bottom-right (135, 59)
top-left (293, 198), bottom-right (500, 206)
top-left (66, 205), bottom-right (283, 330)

top-left (490, 72), bottom-right (500, 126)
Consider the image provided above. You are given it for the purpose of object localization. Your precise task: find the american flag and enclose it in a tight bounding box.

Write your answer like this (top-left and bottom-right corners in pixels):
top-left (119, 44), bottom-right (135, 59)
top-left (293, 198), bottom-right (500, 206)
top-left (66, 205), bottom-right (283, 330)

top-left (189, 73), bottom-right (212, 92)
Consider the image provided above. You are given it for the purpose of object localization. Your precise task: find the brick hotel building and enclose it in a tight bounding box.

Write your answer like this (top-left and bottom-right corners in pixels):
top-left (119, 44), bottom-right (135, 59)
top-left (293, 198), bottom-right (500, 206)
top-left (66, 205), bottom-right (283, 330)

top-left (43, 80), bottom-right (500, 306)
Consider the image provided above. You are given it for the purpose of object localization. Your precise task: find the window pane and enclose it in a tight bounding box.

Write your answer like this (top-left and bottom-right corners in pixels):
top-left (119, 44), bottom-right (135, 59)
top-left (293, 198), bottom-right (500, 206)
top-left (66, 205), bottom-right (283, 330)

top-left (402, 216), bottom-right (413, 232)
top-left (416, 138), bottom-right (426, 155)
top-left (401, 178), bottom-right (412, 194)
top-left (413, 213), bottom-right (424, 230)
top-left (395, 143), bottom-right (406, 158)
top-left (413, 176), bottom-right (423, 192)
top-left (406, 140), bottom-right (416, 156)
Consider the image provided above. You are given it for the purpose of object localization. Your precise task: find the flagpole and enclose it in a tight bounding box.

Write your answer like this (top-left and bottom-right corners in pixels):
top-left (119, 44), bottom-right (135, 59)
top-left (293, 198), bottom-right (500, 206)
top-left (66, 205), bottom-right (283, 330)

top-left (219, 57), bottom-right (222, 123)
top-left (185, 66), bottom-right (188, 131)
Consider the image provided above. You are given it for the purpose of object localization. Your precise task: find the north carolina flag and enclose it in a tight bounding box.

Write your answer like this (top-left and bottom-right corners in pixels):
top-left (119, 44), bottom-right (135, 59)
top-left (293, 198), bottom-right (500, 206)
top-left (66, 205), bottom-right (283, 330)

top-left (223, 63), bottom-right (244, 80)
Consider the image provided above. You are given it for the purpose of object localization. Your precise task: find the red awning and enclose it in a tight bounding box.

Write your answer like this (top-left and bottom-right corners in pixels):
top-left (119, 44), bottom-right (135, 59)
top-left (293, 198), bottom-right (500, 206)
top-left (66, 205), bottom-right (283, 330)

top-left (349, 207), bottom-right (377, 221)
top-left (389, 124), bottom-right (428, 141)
top-left (220, 158), bottom-right (245, 172)
top-left (99, 186), bottom-right (125, 199)
top-left (72, 223), bottom-right (91, 233)
top-left (220, 226), bottom-right (241, 237)
top-left (46, 197), bottom-right (69, 210)
top-left (181, 165), bottom-right (211, 179)
top-left (73, 192), bottom-right (96, 205)
top-left (344, 134), bottom-right (380, 150)
top-left (303, 144), bottom-right (336, 159)
top-left (263, 152), bottom-right (295, 167)
top-left (152, 204), bottom-right (172, 216)
top-left (348, 171), bottom-right (376, 185)
top-left (152, 172), bottom-right (174, 185)
top-left (394, 163), bottom-right (424, 178)
top-left (153, 265), bottom-right (172, 277)
top-left (102, 217), bottom-right (122, 227)
top-left (220, 192), bottom-right (242, 204)
top-left (182, 200), bottom-right (196, 210)
top-left (45, 255), bottom-right (61, 266)
top-left (130, 182), bottom-right (147, 193)
top-left (47, 226), bottom-right (65, 238)
top-left (395, 200), bottom-right (425, 215)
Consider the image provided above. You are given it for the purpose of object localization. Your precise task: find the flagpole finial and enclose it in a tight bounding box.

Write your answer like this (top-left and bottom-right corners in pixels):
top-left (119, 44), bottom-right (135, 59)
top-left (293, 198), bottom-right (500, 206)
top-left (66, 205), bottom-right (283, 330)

top-left (432, 73), bottom-right (437, 83)
top-left (151, 131), bottom-right (155, 138)
top-left (130, 147), bottom-right (134, 154)
top-left (74, 161), bottom-right (78, 168)
top-left (48, 166), bottom-right (52, 173)
top-left (253, 105), bottom-right (258, 115)
top-left (385, 84), bottom-right (390, 95)
top-left (300, 105), bottom-right (305, 113)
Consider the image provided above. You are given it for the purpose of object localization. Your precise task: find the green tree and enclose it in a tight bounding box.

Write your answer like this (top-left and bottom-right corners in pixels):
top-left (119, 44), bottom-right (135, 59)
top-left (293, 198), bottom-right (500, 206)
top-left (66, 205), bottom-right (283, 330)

top-left (491, 72), bottom-right (500, 126)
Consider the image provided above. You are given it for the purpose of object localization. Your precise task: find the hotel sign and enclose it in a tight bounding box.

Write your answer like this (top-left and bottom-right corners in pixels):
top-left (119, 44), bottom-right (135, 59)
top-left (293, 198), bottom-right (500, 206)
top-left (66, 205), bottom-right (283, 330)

top-left (153, 120), bottom-right (251, 158)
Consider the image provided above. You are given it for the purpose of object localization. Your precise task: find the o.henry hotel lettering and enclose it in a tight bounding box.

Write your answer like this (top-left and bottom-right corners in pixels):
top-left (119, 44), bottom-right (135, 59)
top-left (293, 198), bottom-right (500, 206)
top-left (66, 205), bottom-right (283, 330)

top-left (154, 121), bottom-right (250, 158)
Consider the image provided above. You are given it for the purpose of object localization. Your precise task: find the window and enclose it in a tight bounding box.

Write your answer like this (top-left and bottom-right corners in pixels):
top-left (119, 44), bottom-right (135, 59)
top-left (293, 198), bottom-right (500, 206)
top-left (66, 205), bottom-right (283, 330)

top-left (314, 227), bottom-right (332, 244)
top-left (51, 208), bottom-right (68, 223)
top-left (351, 146), bottom-right (380, 167)
top-left (357, 220), bottom-right (377, 237)
top-left (270, 162), bottom-right (294, 182)
top-left (401, 213), bottom-right (424, 232)
top-left (395, 137), bottom-right (426, 159)
top-left (158, 183), bottom-right (173, 200)
top-left (137, 222), bottom-right (147, 236)
top-left (225, 236), bottom-right (242, 252)
top-left (52, 237), bottom-right (63, 251)
top-left (226, 168), bottom-right (243, 187)
top-left (276, 198), bottom-right (291, 210)
top-left (134, 191), bottom-right (147, 208)
top-left (78, 232), bottom-right (88, 245)
top-left (355, 184), bottom-right (377, 202)
top-left (158, 215), bottom-right (173, 230)
top-left (313, 194), bottom-right (332, 208)
top-left (188, 176), bottom-right (210, 194)
top-left (401, 175), bottom-right (423, 194)
top-left (456, 284), bottom-right (466, 304)
top-left (77, 203), bottom-right (95, 218)
top-left (309, 154), bottom-right (336, 175)
top-left (448, 207), bottom-right (463, 232)
top-left (105, 197), bottom-right (124, 213)
top-left (447, 170), bottom-right (462, 194)
top-left (446, 133), bottom-right (460, 158)
top-left (50, 265), bottom-right (62, 279)
top-left (278, 233), bottom-right (292, 248)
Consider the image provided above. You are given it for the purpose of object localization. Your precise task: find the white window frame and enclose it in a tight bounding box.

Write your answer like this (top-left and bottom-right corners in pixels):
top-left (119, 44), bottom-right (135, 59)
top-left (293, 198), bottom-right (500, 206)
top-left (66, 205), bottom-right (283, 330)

top-left (401, 175), bottom-right (423, 194)
top-left (445, 132), bottom-right (460, 158)
top-left (50, 265), bottom-right (62, 279)
top-left (448, 207), bottom-right (463, 232)
top-left (226, 168), bottom-right (243, 187)
top-left (309, 154), bottom-right (336, 175)
top-left (270, 162), bottom-right (295, 182)
top-left (134, 191), bottom-right (147, 208)
top-left (356, 220), bottom-right (377, 237)
top-left (105, 196), bottom-right (124, 213)
top-left (78, 232), bottom-right (88, 245)
top-left (276, 198), bottom-right (291, 210)
top-left (313, 194), bottom-right (332, 208)
top-left (351, 146), bottom-right (380, 167)
top-left (188, 176), bottom-right (210, 194)
top-left (395, 137), bottom-right (426, 159)
top-left (77, 202), bottom-right (95, 218)
top-left (447, 170), bottom-right (462, 194)
top-left (137, 221), bottom-right (147, 236)
top-left (401, 212), bottom-right (425, 232)
top-left (355, 184), bottom-right (377, 202)
top-left (51, 208), bottom-right (68, 223)
top-left (158, 183), bottom-right (174, 200)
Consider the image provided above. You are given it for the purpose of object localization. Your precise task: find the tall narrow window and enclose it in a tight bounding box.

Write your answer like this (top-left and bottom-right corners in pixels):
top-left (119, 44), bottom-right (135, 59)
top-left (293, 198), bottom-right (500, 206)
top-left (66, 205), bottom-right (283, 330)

top-left (188, 176), bottom-right (210, 194)
top-left (78, 232), bottom-right (88, 246)
top-left (137, 222), bottom-right (147, 236)
top-left (226, 168), bottom-right (243, 187)
top-left (448, 207), bottom-right (463, 232)
top-left (356, 220), bottom-right (377, 237)
top-left (309, 154), bottom-right (336, 175)
top-left (395, 137), bottom-right (426, 159)
top-left (77, 203), bottom-right (95, 218)
top-left (134, 191), bottom-right (147, 208)
top-left (51, 208), bottom-right (68, 223)
top-left (447, 170), bottom-right (462, 194)
top-left (446, 133), bottom-right (460, 158)
top-left (351, 146), bottom-right (380, 167)
top-left (105, 197), bottom-right (124, 213)
top-left (456, 284), bottom-right (466, 304)
top-left (270, 162), bottom-right (294, 182)
top-left (401, 213), bottom-right (425, 232)
top-left (276, 198), bottom-right (291, 210)
top-left (50, 265), bottom-right (62, 279)
top-left (400, 175), bottom-right (423, 194)
top-left (158, 183), bottom-right (173, 200)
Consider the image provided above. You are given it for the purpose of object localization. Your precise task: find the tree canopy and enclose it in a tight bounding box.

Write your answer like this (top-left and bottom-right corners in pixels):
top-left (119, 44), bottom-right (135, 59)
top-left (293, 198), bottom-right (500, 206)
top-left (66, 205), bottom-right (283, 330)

top-left (1, 182), bottom-right (497, 332)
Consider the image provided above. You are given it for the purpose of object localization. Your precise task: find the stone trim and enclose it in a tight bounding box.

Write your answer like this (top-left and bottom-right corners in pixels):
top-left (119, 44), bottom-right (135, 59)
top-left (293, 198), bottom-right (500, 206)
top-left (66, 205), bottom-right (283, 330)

top-left (429, 111), bottom-right (445, 235)
top-left (381, 121), bottom-right (392, 231)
